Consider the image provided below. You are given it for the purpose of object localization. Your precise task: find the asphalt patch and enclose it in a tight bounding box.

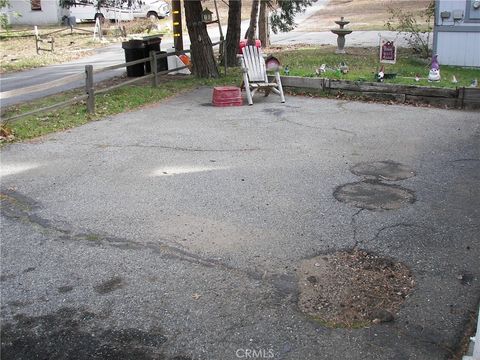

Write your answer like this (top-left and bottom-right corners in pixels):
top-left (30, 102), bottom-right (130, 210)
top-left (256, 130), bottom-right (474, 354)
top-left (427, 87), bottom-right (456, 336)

top-left (94, 276), bottom-right (125, 295)
top-left (262, 108), bottom-right (285, 117)
top-left (350, 160), bottom-right (416, 181)
top-left (1, 307), bottom-right (169, 360)
top-left (58, 285), bottom-right (74, 293)
top-left (333, 180), bottom-right (415, 210)
top-left (298, 250), bottom-right (415, 328)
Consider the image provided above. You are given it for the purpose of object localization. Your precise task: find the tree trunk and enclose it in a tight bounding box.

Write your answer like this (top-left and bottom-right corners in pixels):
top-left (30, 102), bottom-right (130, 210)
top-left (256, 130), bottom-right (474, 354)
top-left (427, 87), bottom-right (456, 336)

top-left (258, 0), bottom-right (270, 48)
top-left (225, 0), bottom-right (241, 66)
top-left (184, 0), bottom-right (219, 78)
top-left (245, 0), bottom-right (259, 45)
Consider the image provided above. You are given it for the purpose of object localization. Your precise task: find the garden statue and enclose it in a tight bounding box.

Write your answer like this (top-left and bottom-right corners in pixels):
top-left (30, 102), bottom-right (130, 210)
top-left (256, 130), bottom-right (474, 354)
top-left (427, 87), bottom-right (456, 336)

top-left (376, 65), bottom-right (385, 82)
top-left (339, 62), bottom-right (349, 74)
top-left (315, 64), bottom-right (327, 75)
top-left (265, 56), bottom-right (281, 71)
top-left (428, 54), bottom-right (441, 82)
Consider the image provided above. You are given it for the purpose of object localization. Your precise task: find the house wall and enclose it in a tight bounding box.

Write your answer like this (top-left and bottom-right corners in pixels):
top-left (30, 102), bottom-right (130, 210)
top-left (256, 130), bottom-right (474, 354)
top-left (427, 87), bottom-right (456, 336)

top-left (6, 0), bottom-right (68, 25)
top-left (434, 0), bottom-right (480, 67)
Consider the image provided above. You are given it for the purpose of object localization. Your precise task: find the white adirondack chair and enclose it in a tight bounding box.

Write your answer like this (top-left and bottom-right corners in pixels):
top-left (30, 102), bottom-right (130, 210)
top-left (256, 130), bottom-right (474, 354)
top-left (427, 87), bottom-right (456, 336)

top-left (239, 46), bottom-right (285, 105)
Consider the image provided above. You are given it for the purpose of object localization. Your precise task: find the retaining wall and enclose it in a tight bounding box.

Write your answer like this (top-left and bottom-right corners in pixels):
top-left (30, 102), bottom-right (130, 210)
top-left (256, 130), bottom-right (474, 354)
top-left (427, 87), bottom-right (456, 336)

top-left (271, 76), bottom-right (480, 110)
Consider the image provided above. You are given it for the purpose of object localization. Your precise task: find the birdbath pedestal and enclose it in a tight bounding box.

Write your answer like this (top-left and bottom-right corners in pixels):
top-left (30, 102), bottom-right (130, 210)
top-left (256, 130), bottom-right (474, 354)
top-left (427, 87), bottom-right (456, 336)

top-left (331, 17), bottom-right (352, 54)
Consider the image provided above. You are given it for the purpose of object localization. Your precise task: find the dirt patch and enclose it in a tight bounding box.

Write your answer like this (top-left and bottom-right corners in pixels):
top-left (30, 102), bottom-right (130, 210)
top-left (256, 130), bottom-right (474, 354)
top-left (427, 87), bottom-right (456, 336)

top-left (334, 180), bottom-right (415, 210)
top-left (350, 160), bottom-right (416, 181)
top-left (297, 0), bottom-right (432, 31)
top-left (298, 250), bottom-right (415, 327)
top-left (201, 0), bottom-right (253, 23)
top-left (0, 27), bottom-right (112, 73)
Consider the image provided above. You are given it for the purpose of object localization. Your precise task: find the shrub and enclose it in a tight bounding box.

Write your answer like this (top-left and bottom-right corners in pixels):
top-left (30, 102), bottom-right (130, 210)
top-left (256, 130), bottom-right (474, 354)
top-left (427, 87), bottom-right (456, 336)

top-left (385, 0), bottom-right (435, 58)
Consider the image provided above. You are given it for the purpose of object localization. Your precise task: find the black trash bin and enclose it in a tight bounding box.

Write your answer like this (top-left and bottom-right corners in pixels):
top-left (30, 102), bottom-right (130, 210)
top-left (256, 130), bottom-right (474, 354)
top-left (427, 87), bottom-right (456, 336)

top-left (156, 51), bottom-right (168, 73)
top-left (144, 36), bottom-right (161, 73)
top-left (122, 40), bottom-right (145, 77)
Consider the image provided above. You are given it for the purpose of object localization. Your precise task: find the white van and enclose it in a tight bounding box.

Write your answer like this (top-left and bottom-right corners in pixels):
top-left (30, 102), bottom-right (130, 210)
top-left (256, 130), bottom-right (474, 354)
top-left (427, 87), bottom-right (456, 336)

top-left (69, 0), bottom-right (170, 22)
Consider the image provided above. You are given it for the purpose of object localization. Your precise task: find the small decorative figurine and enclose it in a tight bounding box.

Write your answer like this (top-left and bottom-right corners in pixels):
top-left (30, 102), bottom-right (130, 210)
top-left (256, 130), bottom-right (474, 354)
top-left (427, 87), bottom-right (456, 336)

top-left (451, 75), bottom-right (458, 84)
top-left (339, 62), bottom-right (349, 74)
top-left (284, 65), bottom-right (290, 76)
top-left (377, 65), bottom-right (385, 82)
top-left (315, 64), bottom-right (327, 75)
top-left (415, 73), bottom-right (420, 82)
top-left (265, 56), bottom-right (281, 71)
top-left (428, 54), bottom-right (441, 82)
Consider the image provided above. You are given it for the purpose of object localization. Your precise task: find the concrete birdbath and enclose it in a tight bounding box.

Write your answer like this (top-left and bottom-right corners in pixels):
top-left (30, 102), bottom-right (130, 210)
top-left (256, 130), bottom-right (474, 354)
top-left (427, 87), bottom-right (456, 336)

top-left (331, 17), bottom-right (352, 54)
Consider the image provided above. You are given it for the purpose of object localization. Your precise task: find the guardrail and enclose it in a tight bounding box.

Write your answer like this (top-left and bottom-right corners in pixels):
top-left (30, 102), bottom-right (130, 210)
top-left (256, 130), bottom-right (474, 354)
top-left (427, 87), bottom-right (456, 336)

top-left (1, 40), bottom-right (225, 124)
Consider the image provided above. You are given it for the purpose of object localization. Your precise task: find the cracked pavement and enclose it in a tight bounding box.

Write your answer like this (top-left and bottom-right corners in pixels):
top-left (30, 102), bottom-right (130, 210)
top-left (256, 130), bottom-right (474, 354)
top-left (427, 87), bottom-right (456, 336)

top-left (1, 88), bottom-right (479, 359)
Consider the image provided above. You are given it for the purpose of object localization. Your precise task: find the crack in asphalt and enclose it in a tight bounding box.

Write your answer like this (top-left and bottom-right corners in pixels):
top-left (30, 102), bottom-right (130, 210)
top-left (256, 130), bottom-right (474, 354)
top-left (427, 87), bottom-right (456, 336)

top-left (83, 143), bottom-right (265, 152)
top-left (276, 118), bottom-right (357, 136)
top-left (451, 158), bottom-right (480, 163)
top-left (370, 223), bottom-right (434, 243)
top-left (349, 214), bottom-right (437, 251)
top-left (0, 190), bottom-right (230, 270)
top-left (332, 127), bottom-right (357, 136)
top-left (350, 208), bottom-right (365, 249)
top-left (279, 118), bottom-right (358, 136)
top-left (279, 117), bottom-right (324, 130)
top-left (0, 189), bottom-right (294, 301)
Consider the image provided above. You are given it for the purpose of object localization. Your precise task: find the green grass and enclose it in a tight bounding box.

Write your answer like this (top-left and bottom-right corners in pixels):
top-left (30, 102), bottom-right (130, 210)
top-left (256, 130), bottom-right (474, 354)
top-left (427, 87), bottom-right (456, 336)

top-left (1, 56), bottom-right (63, 73)
top-left (1, 71), bottom-right (240, 143)
top-left (2, 45), bottom-right (478, 144)
top-left (272, 46), bottom-right (480, 88)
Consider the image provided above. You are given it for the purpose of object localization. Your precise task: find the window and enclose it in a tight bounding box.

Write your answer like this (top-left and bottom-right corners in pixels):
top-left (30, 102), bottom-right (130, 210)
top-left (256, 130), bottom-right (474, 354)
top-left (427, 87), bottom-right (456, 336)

top-left (31, 0), bottom-right (41, 11)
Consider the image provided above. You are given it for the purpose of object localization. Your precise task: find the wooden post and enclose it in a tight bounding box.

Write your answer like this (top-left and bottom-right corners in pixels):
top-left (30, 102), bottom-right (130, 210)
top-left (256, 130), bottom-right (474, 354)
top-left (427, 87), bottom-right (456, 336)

top-left (459, 87), bottom-right (465, 109)
top-left (172, 0), bottom-right (183, 51)
top-left (150, 51), bottom-right (158, 88)
top-left (85, 65), bottom-right (95, 114)
top-left (223, 40), bottom-right (227, 75)
top-left (34, 26), bottom-right (39, 54)
top-left (211, 0), bottom-right (226, 75)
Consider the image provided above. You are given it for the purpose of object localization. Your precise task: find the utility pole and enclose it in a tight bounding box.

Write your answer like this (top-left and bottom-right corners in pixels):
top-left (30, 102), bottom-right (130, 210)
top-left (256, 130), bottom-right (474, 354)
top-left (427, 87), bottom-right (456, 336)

top-left (172, 0), bottom-right (183, 51)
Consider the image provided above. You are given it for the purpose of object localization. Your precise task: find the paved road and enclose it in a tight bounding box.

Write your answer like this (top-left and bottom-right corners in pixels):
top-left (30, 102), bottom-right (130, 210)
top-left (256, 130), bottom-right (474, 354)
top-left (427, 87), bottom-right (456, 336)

top-left (1, 90), bottom-right (479, 359)
top-left (0, 1), bottom-right (410, 107)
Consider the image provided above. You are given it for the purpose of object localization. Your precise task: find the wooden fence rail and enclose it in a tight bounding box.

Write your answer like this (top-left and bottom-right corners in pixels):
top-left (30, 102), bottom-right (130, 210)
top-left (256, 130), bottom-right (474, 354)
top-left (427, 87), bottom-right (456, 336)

top-left (0, 26), bottom-right (94, 39)
top-left (0, 47), bottom-right (196, 124)
top-left (1, 40), bottom-right (229, 124)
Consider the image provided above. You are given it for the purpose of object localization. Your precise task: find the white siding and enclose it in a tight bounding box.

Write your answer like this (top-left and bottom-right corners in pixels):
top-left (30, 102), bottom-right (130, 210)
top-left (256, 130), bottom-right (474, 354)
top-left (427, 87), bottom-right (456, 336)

top-left (436, 31), bottom-right (480, 66)
top-left (6, 0), bottom-right (67, 25)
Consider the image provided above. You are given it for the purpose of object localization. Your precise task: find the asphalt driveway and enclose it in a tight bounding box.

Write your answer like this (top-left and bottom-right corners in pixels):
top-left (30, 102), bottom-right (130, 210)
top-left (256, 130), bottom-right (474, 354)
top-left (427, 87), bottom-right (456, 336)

top-left (1, 89), bottom-right (479, 359)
